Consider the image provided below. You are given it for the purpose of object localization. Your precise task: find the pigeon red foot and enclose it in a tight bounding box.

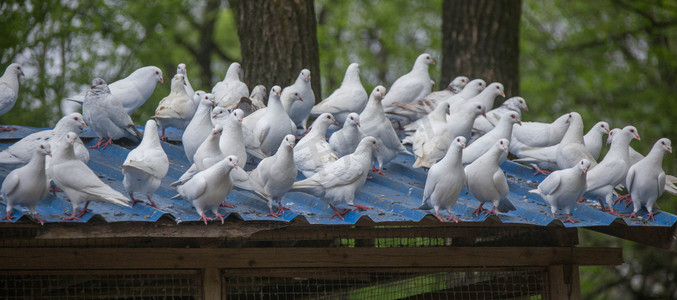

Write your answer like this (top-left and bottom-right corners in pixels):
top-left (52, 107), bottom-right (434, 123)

top-left (350, 204), bottom-right (373, 211)
top-left (329, 204), bottom-right (351, 220)
top-left (199, 213), bottom-right (213, 225)
top-left (220, 201), bottom-right (236, 208)
top-left (471, 203), bottom-right (491, 217)
top-left (1, 212), bottom-right (15, 222)
top-left (531, 164), bottom-right (551, 176)
top-left (0, 126), bottom-right (16, 131)
top-left (32, 213), bottom-right (47, 225)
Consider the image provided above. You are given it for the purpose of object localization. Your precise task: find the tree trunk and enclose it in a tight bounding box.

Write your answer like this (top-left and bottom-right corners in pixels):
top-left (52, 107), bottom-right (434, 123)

top-left (230, 0), bottom-right (321, 103)
top-left (442, 0), bottom-right (521, 104)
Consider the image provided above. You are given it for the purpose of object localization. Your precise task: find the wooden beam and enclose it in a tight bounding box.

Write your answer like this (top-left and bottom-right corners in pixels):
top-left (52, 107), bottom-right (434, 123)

top-left (202, 268), bottom-right (222, 300)
top-left (547, 265), bottom-right (581, 300)
top-left (588, 223), bottom-right (677, 250)
top-left (0, 247), bottom-right (622, 270)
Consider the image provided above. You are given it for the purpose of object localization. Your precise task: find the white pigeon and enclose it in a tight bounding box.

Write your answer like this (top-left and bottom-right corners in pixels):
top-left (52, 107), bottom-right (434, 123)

top-left (0, 63), bottom-right (24, 131)
top-left (176, 63), bottom-right (195, 101)
top-left (556, 112), bottom-right (598, 170)
top-left (1, 142), bottom-right (51, 225)
top-left (451, 82), bottom-right (504, 113)
top-left (216, 108), bottom-right (247, 167)
top-left (281, 69), bottom-right (315, 132)
top-left (472, 96), bottom-right (529, 136)
top-left (387, 76), bottom-right (469, 122)
top-left (49, 132), bottom-right (130, 220)
top-left (182, 92), bottom-right (214, 163)
top-left (212, 62), bottom-right (249, 108)
top-left (464, 138), bottom-right (517, 216)
top-left (235, 85), bottom-right (267, 117)
top-left (294, 113), bottom-right (339, 178)
top-left (122, 120), bottom-right (168, 208)
top-left (154, 74), bottom-right (197, 140)
top-left (82, 78), bottom-right (143, 150)
top-left (329, 113), bottom-right (365, 158)
top-left (0, 113), bottom-right (88, 166)
top-left (243, 87), bottom-right (301, 159)
top-left (360, 86), bottom-right (412, 174)
top-left (194, 125), bottom-right (226, 171)
top-left (176, 155), bottom-right (239, 224)
top-left (382, 53), bottom-right (435, 109)
top-left (291, 136), bottom-right (380, 220)
top-left (530, 159), bottom-right (591, 223)
top-left (62, 66), bottom-right (163, 115)
top-left (462, 111), bottom-right (521, 166)
top-left (310, 63), bottom-right (368, 126)
top-left (418, 136), bottom-right (466, 222)
top-left (584, 121), bottom-right (611, 161)
top-left (584, 126), bottom-right (640, 215)
top-left (626, 138), bottom-right (672, 221)
top-left (233, 135), bottom-right (297, 217)
top-left (412, 103), bottom-right (485, 168)
top-left (509, 112), bottom-right (572, 154)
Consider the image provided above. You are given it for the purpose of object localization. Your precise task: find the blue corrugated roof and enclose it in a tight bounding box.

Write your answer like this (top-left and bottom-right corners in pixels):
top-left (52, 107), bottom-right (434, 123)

top-left (0, 126), bottom-right (675, 228)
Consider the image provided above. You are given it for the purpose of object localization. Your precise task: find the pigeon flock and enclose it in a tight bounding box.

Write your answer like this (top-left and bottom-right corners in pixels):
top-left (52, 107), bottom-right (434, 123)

top-left (0, 56), bottom-right (674, 225)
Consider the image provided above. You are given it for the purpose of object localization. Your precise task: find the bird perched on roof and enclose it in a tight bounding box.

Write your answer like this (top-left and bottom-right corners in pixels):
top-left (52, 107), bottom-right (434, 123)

top-left (329, 113), bottom-right (365, 158)
top-left (387, 76), bottom-right (469, 123)
top-left (0, 63), bottom-right (24, 131)
top-left (1, 142), bottom-right (51, 225)
top-left (465, 139), bottom-right (517, 216)
top-left (233, 135), bottom-right (297, 217)
top-left (382, 53), bottom-right (435, 110)
top-left (281, 69), bottom-right (315, 132)
top-left (82, 78), bottom-right (143, 150)
top-left (176, 63), bottom-right (195, 102)
top-left (215, 108), bottom-right (247, 170)
top-left (311, 63), bottom-right (368, 127)
top-left (509, 112), bottom-right (572, 153)
top-left (234, 85), bottom-right (266, 117)
top-left (451, 82), bottom-right (504, 114)
top-left (418, 136), bottom-right (466, 222)
top-left (212, 62), bottom-right (249, 109)
top-left (62, 66), bottom-right (163, 115)
top-left (584, 121), bottom-right (611, 161)
top-left (626, 138), bottom-right (672, 221)
top-left (471, 96), bottom-right (529, 138)
top-left (243, 87), bottom-right (301, 159)
top-left (294, 113), bottom-right (339, 178)
top-left (291, 136), bottom-right (380, 220)
top-left (49, 132), bottom-right (130, 221)
top-left (176, 155), bottom-right (240, 224)
top-left (182, 92), bottom-right (214, 164)
top-left (530, 159), bottom-right (591, 223)
top-left (462, 111), bottom-right (521, 166)
top-left (154, 74), bottom-right (197, 140)
top-left (360, 86), bottom-right (412, 175)
top-left (122, 120), bottom-right (168, 208)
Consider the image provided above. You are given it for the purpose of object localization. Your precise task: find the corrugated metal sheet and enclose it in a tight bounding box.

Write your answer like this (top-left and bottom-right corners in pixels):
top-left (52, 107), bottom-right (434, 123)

top-left (0, 126), bottom-right (675, 228)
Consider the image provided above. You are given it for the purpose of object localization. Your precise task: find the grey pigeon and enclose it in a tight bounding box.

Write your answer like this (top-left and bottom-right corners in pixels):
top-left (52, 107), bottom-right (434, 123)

top-left (626, 138), bottom-right (671, 221)
top-left (1, 142), bottom-right (51, 225)
top-left (418, 136), bottom-right (466, 222)
top-left (0, 63), bottom-right (24, 131)
top-left (122, 120), bottom-right (168, 208)
top-left (154, 74), bottom-right (196, 140)
top-left (530, 159), bottom-right (591, 223)
top-left (464, 138), bottom-right (517, 216)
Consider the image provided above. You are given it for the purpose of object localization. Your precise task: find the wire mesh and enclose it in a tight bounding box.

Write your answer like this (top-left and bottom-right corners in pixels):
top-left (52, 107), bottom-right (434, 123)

top-left (0, 270), bottom-right (201, 299)
top-left (222, 268), bottom-right (547, 299)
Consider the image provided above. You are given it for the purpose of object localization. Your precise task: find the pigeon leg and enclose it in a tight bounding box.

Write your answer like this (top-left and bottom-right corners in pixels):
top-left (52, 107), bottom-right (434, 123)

top-left (531, 164), bottom-right (551, 176)
top-left (276, 201), bottom-right (290, 214)
top-left (434, 212), bottom-right (445, 222)
top-left (213, 212), bottom-right (226, 224)
top-left (60, 210), bottom-right (82, 221)
top-left (220, 201), bottom-right (236, 208)
top-left (629, 212), bottom-right (638, 219)
top-left (0, 126), bottom-right (16, 131)
top-left (89, 138), bottom-right (106, 149)
top-left (199, 213), bottom-right (213, 225)
top-left (597, 199), bottom-right (608, 212)
top-left (129, 195), bottom-right (144, 208)
top-left (350, 204), bottom-right (373, 211)
top-left (266, 207), bottom-right (280, 218)
top-left (49, 185), bottom-right (62, 197)
top-left (369, 163), bottom-right (378, 173)
top-left (447, 214), bottom-right (462, 223)
top-left (33, 213), bottom-right (47, 225)
top-left (75, 201), bottom-right (92, 217)
top-left (1, 211), bottom-right (15, 222)
top-left (100, 138), bottom-right (114, 150)
top-left (563, 214), bottom-right (579, 224)
top-left (647, 211), bottom-right (660, 222)
top-left (160, 127), bottom-right (168, 142)
top-left (471, 203), bottom-right (487, 216)
top-left (484, 206), bottom-right (498, 216)
top-left (612, 194), bottom-right (632, 206)
top-left (145, 195), bottom-right (158, 208)
top-left (607, 207), bottom-right (627, 217)
top-left (329, 204), bottom-right (350, 220)
top-left (577, 197), bottom-right (586, 203)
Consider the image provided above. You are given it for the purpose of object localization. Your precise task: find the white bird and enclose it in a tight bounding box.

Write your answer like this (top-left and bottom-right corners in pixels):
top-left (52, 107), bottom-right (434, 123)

top-left (194, 125), bottom-right (226, 171)
top-left (122, 120), bottom-right (168, 208)
top-left (444, 79), bottom-right (486, 107)
top-left (63, 66), bottom-right (163, 115)
top-left (1, 142), bottom-right (51, 225)
top-left (584, 126), bottom-right (640, 215)
top-left (530, 159), bottom-right (591, 223)
top-left (243, 87), bottom-right (301, 159)
top-left (82, 78), bottom-right (143, 150)
top-left (176, 63), bottom-right (195, 101)
top-left (0, 113), bottom-right (88, 166)
top-left (462, 111), bottom-right (521, 166)
top-left (509, 112), bottom-right (572, 154)
top-left (360, 86), bottom-right (412, 175)
top-left (234, 85), bottom-right (267, 117)
top-left (281, 69), bottom-right (315, 132)
top-left (233, 135), bottom-right (297, 217)
top-left (49, 132), bottom-right (130, 220)
top-left (154, 74), bottom-right (197, 140)
top-left (311, 63), bottom-right (368, 126)
top-left (464, 138), bottom-right (517, 216)
top-left (412, 103), bottom-right (485, 168)
top-left (382, 53), bottom-right (435, 109)
top-left (329, 113), bottom-right (365, 158)
top-left (387, 76), bottom-right (469, 121)
top-left (294, 113), bottom-right (339, 177)
top-left (584, 121), bottom-right (611, 161)
top-left (290, 136), bottom-right (380, 220)
top-left (472, 96), bottom-right (529, 136)
top-left (216, 108), bottom-right (247, 167)
top-left (626, 138), bottom-right (672, 221)
top-left (0, 63), bottom-right (24, 131)
top-left (182, 92), bottom-right (214, 163)
top-left (451, 82), bottom-right (504, 113)
top-left (212, 62), bottom-right (249, 108)
top-left (556, 112), bottom-right (598, 170)
top-left (176, 155), bottom-right (239, 224)
top-left (418, 136), bottom-right (466, 222)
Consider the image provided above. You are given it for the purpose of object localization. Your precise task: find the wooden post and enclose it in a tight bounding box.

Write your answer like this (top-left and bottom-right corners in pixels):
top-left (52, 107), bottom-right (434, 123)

top-left (203, 268), bottom-right (222, 300)
top-left (547, 264), bottom-right (581, 300)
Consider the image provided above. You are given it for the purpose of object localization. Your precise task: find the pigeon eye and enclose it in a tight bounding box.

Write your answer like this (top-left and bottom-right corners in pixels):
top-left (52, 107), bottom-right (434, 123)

top-left (511, 114), bottom-right (516, 118)
top-left (496, 86), bottom-right (500, 89)
top-left (326, 115), bottom-right (331, 119)
top-left (40, 145), bottom-right (44, 149)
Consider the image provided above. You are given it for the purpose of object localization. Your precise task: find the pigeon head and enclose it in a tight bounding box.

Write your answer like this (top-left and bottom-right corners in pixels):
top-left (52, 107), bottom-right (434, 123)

top-left (290, 92), bottom-right (303, 103)
top-left (144, 66), bottom-right (163, 84)
top-left (211, 125), bottom-right (224, 136)
top-left (225, 155), bottom-right (239, 169)
top-left (251, 85), bottom-right (267, 99)
top-left (416, 53), bottom-right (435, 66)
top-left (37, 142), bottom-right (52, 157)
top-left (504, 111), bottom-right (521, 126)
top-left (347, 113), bottom-right (360, 127)
top-left (271, 85), bottom-right (282, 97)
top-left (504, 97), bottom-right (528, 112)
top-left (464, 103), bottom-right (486, 117)
top-left (360, 136), bottom-right (380, 153)
top-left (496, 138), bottom-right (510, 153)
top-left (594, 121), bottom-right (610, 134)
top-left (577, 159), bottom-right (591, 174)
top-left (453, 136), bottom-right (467, 149)
top-left (449, 76), bottom-right (469, 92)
top-left (466, 79), bottom-right (486, 94)
top-left (348, 63), bottom-right (360, 75)
top-left (7, 63), bottom-right (24, 76)
top-left (65, 131), bottom-right (78, 146)
top-left (299, 69), bottom-right (311, 82)
top-left (371, 86), bottom-right (386, 100)
top-left (607, 128), bottom-right (620, 145)
top-left (177, 63), bottom-right (187, 74)
top-left (64, 112), bottom-right (87, 131)
top-left (204, 93), bottom-right (216, 106)
top-left (283, 134), bottom-right (296, 148)
top-left (231, 109), bottom-right (244, 124)
top-left (225, 63), bottom-right (242, 80)
top-left (88, 78), bottom-right (110, 96)
top-left (487, 82), bottom-right (505, 98)
top-left (318, 113), bottom-right (339, 126)
top-left (657, 138), bottom-right (672, 153)
top-left (623, 126), bottom-right (641, 141)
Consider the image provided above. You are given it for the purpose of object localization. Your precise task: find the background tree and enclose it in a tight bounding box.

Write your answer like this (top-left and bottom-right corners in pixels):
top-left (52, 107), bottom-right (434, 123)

top-left (442, 0), bottom-right (522, 99)
top-left (230, 0), bottom-right (321, 102)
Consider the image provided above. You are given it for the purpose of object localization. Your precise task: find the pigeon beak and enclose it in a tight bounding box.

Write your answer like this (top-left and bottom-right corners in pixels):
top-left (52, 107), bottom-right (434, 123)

top-left (355, 121), bottom-right (361, 127)
top-left (211, 100), bottom-right (217, 105)
top-left (238, 119), bottom-right (242, 124)
top-left (184, 81), bottom-right (187, 86)
top-left (20, 70), bottom-right (25, 76)
top-left (333, 120), bottom-right (339, 125)
top-left (81, 122), bottom-right (88, 127)
top-left (482, 112), bottom-right (487, 118)
top-left (276, 91), bottom-right (281, 96)
top-left (516, 120), bottom-right (522, 126)
top-left (304, 75), bottom-right (309, 81)
top-left (376, 145), bottom-right (381, 152)
top-left (233, 163), bottom-right (239, 169)
top-left (668, 146), bottom-right (673, 153)
top-left (635, 134), bottom-right (641, 141)
top-left (460, 143), bottom-right (466, 149)
top-left (160, 76), bottom-right (164, 84)
top-left (500, 91), bottom-right (505, 97)
top-left (431, 60), bottom-right (436, 65)
top-left (70, 139), bottom-right (75, 145)
top-left (503, 146), bottom-right (509, 153)
top-left (297, 96), bottom-right (303, 102)
top-left (290, 142), bottom-right (295, 148)
top-left (211, 114), bottom-right (216, 119)
top-left (380, 93), bottom-right (385, 99)
top-left (523, 105), bottom-right (529, 112)
top-left (583, 167), bottom-right (588, 174)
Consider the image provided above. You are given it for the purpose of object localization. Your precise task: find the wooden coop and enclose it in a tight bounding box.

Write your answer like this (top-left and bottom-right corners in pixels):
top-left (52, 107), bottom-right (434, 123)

top-left (0, 127), bottom-right (675, 299)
